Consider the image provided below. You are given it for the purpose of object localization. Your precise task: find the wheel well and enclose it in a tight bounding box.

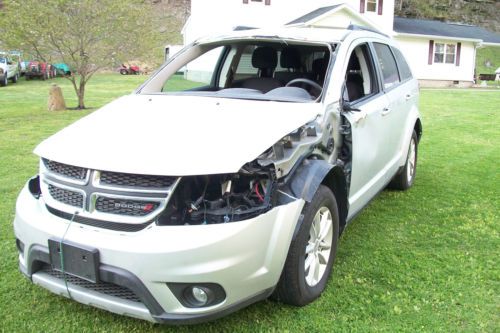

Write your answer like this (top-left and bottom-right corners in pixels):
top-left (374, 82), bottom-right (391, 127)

top-left (322, 166), bottom-right (348, 232)
top-left (414, 119), bottom-right (422, 142)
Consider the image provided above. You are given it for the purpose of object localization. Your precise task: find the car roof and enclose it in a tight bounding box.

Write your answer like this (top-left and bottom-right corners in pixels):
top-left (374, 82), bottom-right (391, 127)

top-left (196, 26), bottom-right (388, 45)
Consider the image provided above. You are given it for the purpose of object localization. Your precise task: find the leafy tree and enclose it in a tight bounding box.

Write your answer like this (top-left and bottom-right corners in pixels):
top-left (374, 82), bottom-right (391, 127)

top-left (0, 0), bottom-right (160, 109)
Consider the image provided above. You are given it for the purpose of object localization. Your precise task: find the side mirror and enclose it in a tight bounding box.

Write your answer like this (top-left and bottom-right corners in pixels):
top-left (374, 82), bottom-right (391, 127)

top-left (342, 101), bottom-right (361, 112)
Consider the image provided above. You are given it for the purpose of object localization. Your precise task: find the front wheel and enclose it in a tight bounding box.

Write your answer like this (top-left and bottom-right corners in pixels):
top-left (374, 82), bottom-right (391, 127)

top-left (1, 74), bottom-right (8, 86)
top-left (389, 130), bottom-right (418, 190)
top-left (273, 185), bottom-right (339, 306)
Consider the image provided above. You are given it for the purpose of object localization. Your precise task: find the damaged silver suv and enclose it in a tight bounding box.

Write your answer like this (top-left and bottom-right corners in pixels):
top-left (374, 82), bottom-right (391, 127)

top-left (14, 26), bottom-right (421, 324)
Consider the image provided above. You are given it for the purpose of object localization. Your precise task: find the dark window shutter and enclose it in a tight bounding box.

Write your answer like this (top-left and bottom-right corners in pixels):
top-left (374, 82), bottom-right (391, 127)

top-left (243, 0), bottom-right (248, 3)
top-left (456, 42), bottom-right (461, 66)
top-left (428, 40), bottom-right (434, 65)
top-left (265, 0), bottom-right (270, 5)
top-left (360, 0), bottom-right (365, 13)
top-left (378, 0), bottom-right (383, 15)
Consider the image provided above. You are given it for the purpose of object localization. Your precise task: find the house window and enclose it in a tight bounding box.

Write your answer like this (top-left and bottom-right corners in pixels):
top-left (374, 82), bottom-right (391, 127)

top-left (434, 43), bottom-right (456, 64)
top-left (366, 0), bottom-right (377, 12)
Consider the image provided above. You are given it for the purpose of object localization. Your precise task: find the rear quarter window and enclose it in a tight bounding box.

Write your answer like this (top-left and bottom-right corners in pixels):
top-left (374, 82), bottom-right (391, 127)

top-left (391, 47), bottom-right (413, 81)
top-left (373, 43), bottom-right (400, 90)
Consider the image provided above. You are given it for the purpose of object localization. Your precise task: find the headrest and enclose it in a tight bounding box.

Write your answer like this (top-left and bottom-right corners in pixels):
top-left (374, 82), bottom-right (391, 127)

top-left (252, 47), bottom-right (278, 69)
top-left (280, 47), bottom-right (301, 69)
top-left (313, 58), bottom-right (327, 74)
top-left (347, 54), bottom-right (361, 71)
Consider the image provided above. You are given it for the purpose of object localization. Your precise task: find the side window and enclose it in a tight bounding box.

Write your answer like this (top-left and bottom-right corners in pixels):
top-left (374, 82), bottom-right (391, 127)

top-left (163, 46), bottom-right (225, 92)
top-left (344, 43), bottom-right (379, 102)
top-left (391, 47), bottom-right (413, 81)
top-left (373, 43), bottom-right (400, 90)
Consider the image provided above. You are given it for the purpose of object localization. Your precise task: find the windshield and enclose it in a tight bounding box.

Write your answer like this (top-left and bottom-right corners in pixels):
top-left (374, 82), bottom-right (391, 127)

top-left (143, 40), bottom-right (334, 103)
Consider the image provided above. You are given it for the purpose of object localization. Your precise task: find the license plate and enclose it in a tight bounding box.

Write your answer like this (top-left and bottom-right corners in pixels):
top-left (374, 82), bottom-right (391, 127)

top-left (48, 239), bottom-right (99, 283)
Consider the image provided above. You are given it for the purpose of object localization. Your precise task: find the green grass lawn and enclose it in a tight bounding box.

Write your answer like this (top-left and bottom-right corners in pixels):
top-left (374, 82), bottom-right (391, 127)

top-left (0, 75), bottom-right (499, 332)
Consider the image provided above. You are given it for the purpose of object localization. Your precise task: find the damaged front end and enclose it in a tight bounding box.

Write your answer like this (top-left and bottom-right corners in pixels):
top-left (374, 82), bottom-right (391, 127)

top-left (157, 113), bottom-right (346, 227)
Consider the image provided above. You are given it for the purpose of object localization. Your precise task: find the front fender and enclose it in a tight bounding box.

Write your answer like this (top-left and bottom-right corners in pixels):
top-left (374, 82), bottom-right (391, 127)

top-left (288, 159), bottom-right (334, 203)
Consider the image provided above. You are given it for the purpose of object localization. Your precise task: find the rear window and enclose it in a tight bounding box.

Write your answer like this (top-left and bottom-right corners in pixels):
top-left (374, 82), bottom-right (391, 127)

top-left (373, 43), bottom-right (400, 90)
top-left (391, 47), bottom-right (413, 81)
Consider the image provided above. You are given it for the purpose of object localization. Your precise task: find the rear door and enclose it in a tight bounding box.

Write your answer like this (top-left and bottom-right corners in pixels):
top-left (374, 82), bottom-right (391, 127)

top-left (371, 42), bottom-right (409, 171)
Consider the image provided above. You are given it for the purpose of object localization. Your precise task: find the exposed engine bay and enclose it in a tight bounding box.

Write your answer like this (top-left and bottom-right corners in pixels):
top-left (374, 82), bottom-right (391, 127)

top-left (158, 165), bottom-right (274, 225)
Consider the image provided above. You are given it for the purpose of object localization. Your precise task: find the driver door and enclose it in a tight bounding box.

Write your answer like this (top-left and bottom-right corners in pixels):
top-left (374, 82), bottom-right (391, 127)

top-left (342, 42), bottom-right (394, 218)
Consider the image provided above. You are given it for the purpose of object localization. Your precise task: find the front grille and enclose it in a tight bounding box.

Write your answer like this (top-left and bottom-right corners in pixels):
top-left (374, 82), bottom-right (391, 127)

top-left (48, 184), bottom-right (84, 208)
top-left (100, 171), bottom-right (176, 189)
top-left (95, 197), bottom-right (160, 217)
top-left (41, 265), bottom-right (141, 303)
top-left (43, 159), bottom-right (87, 181)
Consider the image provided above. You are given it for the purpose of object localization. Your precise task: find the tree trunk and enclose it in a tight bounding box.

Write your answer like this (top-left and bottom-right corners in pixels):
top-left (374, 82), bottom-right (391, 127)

top-left (77, 81), bottom-right (86, 109)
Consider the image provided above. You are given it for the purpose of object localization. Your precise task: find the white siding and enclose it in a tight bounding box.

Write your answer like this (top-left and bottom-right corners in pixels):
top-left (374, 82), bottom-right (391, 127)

top-left (395, 36), bottom-right (476, 82)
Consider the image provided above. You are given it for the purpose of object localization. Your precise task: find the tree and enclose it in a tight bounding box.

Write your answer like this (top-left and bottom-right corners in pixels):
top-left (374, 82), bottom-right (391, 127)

top-left (0, 0), bottom-right (160, 109)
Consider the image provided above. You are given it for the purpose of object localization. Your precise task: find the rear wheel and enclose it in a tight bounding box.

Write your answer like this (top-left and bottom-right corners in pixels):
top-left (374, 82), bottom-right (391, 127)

top-left (273, 185), bottom-right (339, 306)
top-left (120, 69), bottom-right (128, 75)
top-left (11, 73), bottom-right (18, 83)
top-left (389, 130), bottom-right (418, 190)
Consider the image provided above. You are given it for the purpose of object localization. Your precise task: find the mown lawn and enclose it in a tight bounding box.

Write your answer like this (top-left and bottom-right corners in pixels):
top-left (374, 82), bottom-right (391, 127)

top-left (0, 75), bottom-right (498, 332)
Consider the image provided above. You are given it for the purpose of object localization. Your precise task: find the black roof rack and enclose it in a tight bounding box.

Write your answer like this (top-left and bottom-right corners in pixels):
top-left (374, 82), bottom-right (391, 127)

top-left (347, 24), bottom-right (389, 38)
top-left (233, 26), bottom-right (258, 31)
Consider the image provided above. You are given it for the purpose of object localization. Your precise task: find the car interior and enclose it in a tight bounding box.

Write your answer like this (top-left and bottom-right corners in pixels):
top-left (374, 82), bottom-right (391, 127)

top-left (162, 42), bottom-right (333, 102)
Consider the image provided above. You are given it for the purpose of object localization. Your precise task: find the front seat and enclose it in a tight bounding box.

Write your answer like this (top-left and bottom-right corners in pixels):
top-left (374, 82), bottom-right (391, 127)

top-left (275, 47), bottom-right (303, 85)
top-left (345, 54), bottom-right (364, 102)
top-left (241, 46), bottom-right (282, 93)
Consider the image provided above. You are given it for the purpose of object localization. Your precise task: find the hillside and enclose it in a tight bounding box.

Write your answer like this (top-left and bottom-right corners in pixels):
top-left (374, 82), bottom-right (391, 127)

top-left (394, 0), bottom-right (500, 33)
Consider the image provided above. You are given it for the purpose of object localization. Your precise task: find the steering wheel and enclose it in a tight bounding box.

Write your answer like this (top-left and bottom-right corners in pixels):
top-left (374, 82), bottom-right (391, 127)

top-left (286, 78), bottom-right (323, 97)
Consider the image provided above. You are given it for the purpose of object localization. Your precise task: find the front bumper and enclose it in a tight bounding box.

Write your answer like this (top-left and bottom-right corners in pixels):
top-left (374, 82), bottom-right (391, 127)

top-left (14, 183), bottom-right (304, 323)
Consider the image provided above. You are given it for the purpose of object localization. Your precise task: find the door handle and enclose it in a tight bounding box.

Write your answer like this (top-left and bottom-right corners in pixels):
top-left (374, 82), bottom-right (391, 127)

top-left (405, 94), bottom-right (412, 101)
top-left (381, 107), bottom-right (391, 116)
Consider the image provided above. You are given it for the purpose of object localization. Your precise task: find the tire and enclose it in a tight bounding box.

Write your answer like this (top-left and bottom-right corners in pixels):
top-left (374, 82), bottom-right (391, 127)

top-left (11, 73), bottom-right (18, 83)
top-left (388, 130), bottom-right (418, 190)
top-left (273, 185), bottom-right (340, 306)
top-left (1, 73), bottom-right (7, 86)
top-left (120, 69), bottom-right (128, 75)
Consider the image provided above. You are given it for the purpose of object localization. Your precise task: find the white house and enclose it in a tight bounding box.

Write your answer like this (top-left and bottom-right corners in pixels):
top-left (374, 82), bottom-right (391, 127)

top-left (181, 0), bottom-right (500, 87)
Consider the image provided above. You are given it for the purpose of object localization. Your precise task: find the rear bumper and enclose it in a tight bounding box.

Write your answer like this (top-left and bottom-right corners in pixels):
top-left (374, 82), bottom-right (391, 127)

top-left (14, 183), bottom-right (304, 323)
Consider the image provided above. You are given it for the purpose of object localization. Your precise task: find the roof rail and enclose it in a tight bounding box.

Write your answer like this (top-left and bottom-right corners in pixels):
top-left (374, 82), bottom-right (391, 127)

top-left (233, 26), bottom-right (258, 31)
top-left (347, 24), bottom-right (389, 38)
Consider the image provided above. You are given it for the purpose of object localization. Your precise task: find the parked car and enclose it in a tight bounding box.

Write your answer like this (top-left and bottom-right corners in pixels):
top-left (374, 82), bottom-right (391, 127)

top-left (119, 63), bottom-right (141, 75)
top-left (25, 61), bottom-right (50, 80)
top-left (20, 61), bottom-right (29, 76)
top-left (0, 55), bottom-right (20, 86)
top-left (53, 63), bottom-right (71, 76)
top-left (14, 26), bottom-right (422, 324)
